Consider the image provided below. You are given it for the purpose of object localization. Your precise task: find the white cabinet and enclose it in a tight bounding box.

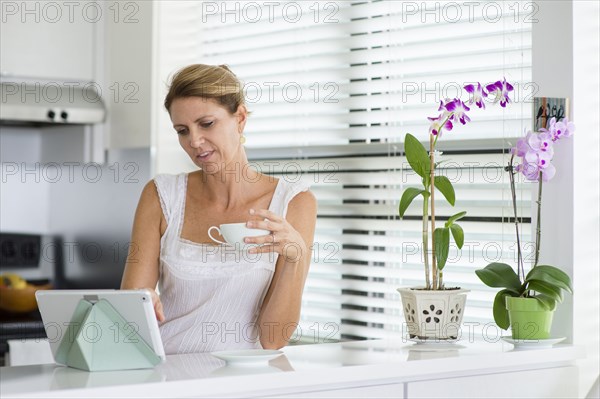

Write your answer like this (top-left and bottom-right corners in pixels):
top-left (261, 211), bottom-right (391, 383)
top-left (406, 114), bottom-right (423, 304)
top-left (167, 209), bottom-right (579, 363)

top-left (405, 366), bottom-right (578, 399)
top-left (263, 383), bottom-right (405, 398)
top-left (0, 0), bottom-right (95, 81)
top-left (103, 0), bottom-right (154, 150)
top-left (0, 0), bottom-right (157, 161)
top-left (260, 366), bottom-right (578, 399)
top-left (6, 340), bottom-right (54, 367)
top-left (0, 0), bottom-right (102, 163)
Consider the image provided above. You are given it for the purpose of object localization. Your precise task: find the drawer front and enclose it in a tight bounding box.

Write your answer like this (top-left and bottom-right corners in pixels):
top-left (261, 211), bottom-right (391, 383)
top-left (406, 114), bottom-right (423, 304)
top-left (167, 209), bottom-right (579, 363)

top-left (263, 382), bottom-right (405, 398)
top-left (406, 366), bottom-right (578, 398)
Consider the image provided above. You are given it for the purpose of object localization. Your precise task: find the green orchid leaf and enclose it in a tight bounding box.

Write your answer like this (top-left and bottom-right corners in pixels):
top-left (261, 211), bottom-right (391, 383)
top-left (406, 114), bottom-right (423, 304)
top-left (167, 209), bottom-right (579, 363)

top-left (526, 265), bottom-right (573, 294)
top-left (433, 176), bottom-right (455, 206)
top-left (434, 227), bottom-right (450, 270)
top-left (445, 211), bottom-right (467, 227)
top-left (527, 280), bottom-right (564, 302)
top-left (449, 223), bottom-right (464, 249)
top-left (493, 289), bottom-right (516, 330)
top-left (475, 262), bottom-right (522, 293)
top-left (404, 133), bottom-right (431, 179)
top-left (398, 188), bottom-right (427, 218)
top-left (533, 294), bottom-right (558, 311)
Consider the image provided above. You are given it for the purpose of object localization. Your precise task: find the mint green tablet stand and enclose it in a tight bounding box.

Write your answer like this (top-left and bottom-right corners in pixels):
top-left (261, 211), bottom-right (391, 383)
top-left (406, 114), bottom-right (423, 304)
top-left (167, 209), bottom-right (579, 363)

top-left (55, 297), bottom-right (161, 371)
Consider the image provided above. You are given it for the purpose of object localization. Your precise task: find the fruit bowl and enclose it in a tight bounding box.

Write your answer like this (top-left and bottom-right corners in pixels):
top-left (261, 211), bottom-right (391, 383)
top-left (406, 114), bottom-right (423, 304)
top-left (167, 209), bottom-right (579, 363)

top-left (0, 283), bottom-right (53, 313)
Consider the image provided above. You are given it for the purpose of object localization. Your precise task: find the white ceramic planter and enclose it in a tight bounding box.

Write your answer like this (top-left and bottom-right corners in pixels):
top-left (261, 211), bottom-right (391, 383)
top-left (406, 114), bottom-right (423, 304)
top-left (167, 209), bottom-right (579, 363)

top-left (397, 287), bottom-right (469, 340)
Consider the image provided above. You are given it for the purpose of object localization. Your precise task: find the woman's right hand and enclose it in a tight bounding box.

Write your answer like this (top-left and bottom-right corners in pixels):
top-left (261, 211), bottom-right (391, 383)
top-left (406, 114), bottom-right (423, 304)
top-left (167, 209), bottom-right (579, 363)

top-left (148, 290), bottom-right (165, 322)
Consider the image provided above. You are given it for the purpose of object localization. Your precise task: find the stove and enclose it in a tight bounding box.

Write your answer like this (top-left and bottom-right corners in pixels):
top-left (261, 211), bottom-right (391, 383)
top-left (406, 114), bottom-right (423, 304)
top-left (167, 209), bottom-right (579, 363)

top-left (0, 233), bottom-right (61, 360)
top-left (0, 233), bottom-right (57, 281)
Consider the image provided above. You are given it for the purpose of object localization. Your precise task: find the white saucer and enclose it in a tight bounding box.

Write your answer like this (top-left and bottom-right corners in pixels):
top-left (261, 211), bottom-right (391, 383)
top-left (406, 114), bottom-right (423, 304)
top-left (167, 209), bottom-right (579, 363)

top-left (408, 343), bottom-right (466, 351)
top-left (407, 337), bottom-right (460, 345)
top-left (500, 336), bottom-right (566, 349)
top-left (210, 364), bottom-right (284, 377)
top-left (406, 337), bottom-right (464, 351)
top-left (211, 349), bottom-right (284, 364)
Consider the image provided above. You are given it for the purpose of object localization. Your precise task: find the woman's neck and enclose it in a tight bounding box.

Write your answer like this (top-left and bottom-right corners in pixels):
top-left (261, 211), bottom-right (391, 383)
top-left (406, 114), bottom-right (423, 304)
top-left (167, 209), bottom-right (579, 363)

top-left (196, 161), bottom-right (264, 210)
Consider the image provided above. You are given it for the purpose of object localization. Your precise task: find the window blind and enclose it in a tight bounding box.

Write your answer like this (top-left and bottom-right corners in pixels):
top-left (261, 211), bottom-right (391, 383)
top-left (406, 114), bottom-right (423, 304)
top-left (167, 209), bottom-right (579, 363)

top-left (156, 0), bottom-right (533, 342)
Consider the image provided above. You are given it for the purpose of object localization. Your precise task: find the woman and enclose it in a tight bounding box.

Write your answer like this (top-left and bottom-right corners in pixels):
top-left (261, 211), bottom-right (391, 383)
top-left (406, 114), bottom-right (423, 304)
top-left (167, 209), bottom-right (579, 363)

top-left (121, 64), bottom-right (317, 354)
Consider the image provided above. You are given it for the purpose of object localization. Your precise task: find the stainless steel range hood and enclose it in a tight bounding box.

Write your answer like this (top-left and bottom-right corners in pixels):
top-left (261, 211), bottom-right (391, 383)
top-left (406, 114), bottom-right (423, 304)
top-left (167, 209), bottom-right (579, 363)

top-left (0, 81), bottom-right (106, 126)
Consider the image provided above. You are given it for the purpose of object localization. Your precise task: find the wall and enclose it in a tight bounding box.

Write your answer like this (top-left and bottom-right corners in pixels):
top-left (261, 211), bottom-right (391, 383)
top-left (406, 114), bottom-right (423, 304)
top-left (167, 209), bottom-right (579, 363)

top-left (533, 0), bottom-right (600, 396)
top-left (0, 0), bottom-right (154, 288)
top-left (0, 127), bottom-right (50, 233)
top-left (532, 0), bottom-right (574, 343)
top-left (153, 1), bottom-right (201, 175)
top-left (0, 140), bottom-right (151, 287)
top-left (104, 0), bottom-right (154, 150)
top-left (572, 0), bottom-right (600, 396)
top-left (46, 148), bottom-right (151, 236)
top-left (47, 147), bottom-right (151, 288)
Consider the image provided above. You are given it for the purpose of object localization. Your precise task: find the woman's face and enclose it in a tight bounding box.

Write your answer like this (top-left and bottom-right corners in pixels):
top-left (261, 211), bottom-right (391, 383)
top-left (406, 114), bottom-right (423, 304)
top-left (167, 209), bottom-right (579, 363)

top-left (170, 97), bottom-right (247, 173)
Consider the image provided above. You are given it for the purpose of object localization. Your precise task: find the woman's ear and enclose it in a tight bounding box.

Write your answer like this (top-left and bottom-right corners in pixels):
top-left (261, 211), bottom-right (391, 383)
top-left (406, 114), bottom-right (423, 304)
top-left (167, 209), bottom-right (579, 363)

top-left (236, 104), bottom-right (248, 132)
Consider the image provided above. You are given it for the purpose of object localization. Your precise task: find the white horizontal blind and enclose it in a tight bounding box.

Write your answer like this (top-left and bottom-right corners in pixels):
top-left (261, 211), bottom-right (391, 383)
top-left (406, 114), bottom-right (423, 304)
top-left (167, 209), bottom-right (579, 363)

top-left (161, 0), bottom-right (534, 342)
top-left (155, 1), bottom-right (206, 175)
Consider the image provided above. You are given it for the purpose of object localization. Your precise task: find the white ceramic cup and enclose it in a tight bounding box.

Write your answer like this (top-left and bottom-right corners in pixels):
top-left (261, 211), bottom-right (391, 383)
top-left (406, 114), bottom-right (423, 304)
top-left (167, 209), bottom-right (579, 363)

top-left (207, 223), bottom-right (269, 247)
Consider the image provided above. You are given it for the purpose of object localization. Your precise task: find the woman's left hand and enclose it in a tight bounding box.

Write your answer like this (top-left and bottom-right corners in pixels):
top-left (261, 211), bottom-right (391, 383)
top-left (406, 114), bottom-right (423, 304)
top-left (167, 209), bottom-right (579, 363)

top-left (245, 208), bottom-right (307, 263)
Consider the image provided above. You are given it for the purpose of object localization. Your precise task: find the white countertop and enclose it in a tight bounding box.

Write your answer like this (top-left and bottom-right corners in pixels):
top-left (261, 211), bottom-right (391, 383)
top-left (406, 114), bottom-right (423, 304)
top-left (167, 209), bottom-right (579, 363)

top-left (0, 338), bottom-right (584, 398)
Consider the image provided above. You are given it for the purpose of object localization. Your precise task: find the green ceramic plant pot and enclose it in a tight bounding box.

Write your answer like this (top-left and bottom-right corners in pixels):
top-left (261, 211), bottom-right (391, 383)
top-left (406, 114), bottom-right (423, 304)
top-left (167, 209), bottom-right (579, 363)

top-left (505, 297), bottom-right (554, 340)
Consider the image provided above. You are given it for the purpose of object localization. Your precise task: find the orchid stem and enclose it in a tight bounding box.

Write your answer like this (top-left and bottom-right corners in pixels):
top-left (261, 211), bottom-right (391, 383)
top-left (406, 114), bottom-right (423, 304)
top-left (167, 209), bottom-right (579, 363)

top-left (431, 115), bottom-right (452, 290)
top-left (430, 134), bottom-right (438, 290)
top-left (422, 191), bottom-right (431, 290)
top-left (534, 172), bottom-right (543, 267)
top-left (508, 155), bottom-right (525, 282)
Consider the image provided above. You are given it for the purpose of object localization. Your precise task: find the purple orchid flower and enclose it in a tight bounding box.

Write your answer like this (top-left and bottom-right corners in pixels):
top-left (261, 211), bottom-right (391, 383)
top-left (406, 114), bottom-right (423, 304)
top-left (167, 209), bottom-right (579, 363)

top-left (525, 149), bottom-right (553, 170)
top-left (486, 78), bottom-right (514, 107)
top-left (427, 100), bottom-right (457, 137)
top-left (517, 161), bottom-right (556, 182)
top-left (541, 117), bottom-right (576, 141)
top-left (512, 128), bottom-right (561, 182)
top-left (444, 99), bottom-right (471, 125)
top-left (513, 137), bottom-right (530, 157)
top-left (520, 150), bottom-right (556, 182)
top-left (513, 131), bottom-right (553, 157)
top-left (558, 117), bottom-right (576, 138)
top-left (436, 99), bottom-right (454, 116)
top-left (540, 117), bottom-right (557, 139)
top-left (464, 83), bottom-right (488, 109)
top-left (526, 131), bottom-right (554, 156)
top-left (428, 114), bottom-right (453, 137)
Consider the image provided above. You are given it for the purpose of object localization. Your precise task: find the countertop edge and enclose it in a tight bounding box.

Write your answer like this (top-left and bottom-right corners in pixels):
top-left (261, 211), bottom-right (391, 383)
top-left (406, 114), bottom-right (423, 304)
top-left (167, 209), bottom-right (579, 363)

top-left (0, 343), bottom-right (585, 399)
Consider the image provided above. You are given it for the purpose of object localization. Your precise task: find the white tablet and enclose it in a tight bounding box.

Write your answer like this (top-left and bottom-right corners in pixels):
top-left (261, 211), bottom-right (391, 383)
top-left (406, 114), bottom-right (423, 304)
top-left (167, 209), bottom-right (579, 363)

top-left (35, 289), bottom-right (166, 366)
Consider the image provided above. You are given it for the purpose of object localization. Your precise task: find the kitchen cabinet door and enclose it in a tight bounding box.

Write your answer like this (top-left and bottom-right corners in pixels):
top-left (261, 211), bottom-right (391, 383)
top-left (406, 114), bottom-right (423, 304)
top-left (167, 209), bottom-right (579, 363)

top-left (0, 0), bottom-right (95, 81)
top-left (262, 383), bottom-right (405, 398)
top-left (405, 366), bottom-right (578, 398)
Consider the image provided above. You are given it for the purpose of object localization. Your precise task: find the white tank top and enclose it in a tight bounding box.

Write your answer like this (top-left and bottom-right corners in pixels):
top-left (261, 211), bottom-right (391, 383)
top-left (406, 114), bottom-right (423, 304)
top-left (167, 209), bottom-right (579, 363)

top-left (153, 172), bottom-right (309, 354)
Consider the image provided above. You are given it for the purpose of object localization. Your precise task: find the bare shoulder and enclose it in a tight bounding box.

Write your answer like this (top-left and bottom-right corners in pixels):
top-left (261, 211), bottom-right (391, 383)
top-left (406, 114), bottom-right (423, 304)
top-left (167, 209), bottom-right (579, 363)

top-left (286, 189), bottom-right (317, 222)
top-left (121, 179), bottom-right (163, 290)
top-left (136, 179), bottom-right (165, 229)
top-left (138, 179), bottom-right (160, 210)
top-left (140, 179), bottom-right (160, 204)
top-left (288, 189), bottom-right (317, 210)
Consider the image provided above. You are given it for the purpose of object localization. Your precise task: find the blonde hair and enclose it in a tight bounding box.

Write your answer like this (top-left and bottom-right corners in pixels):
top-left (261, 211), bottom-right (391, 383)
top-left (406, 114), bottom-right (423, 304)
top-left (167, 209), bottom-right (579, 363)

top-left (164, 64), bottom-right (249, 115)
